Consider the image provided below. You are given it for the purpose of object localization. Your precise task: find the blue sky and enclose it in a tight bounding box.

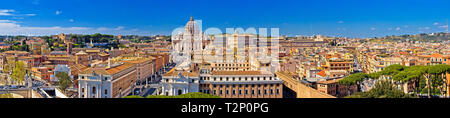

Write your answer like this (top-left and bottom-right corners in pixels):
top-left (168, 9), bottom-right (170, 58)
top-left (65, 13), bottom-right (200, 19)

top-left (0, 0), bottom-right (449, 38)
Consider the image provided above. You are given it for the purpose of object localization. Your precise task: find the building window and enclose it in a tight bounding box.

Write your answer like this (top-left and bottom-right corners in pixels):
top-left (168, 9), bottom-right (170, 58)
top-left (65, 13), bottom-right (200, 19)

top-left (245, 90), bottom-right (248, 95)
top-left (239, 90), bottom-right (242, 95)
top-left (82, 88), bottom-right (84, 92)
top-left (264, 89), bottom-right (267, 95)
top-left (232, 90), bottom-right (236, 95)
top-left (178, 90), bottom-right (183, 95)
top-left (213, 90), bottom-right (217, 95)
top-left (219, 90), bottom-right (223, 95)
top-left (251, 90), bottom-right (255, 95)
top-left (92, 87), bottom-right (96, 94)
top-left (276, 89), bottom-right (280, 94)
top-left (105, 89), bottom-right (108, 94)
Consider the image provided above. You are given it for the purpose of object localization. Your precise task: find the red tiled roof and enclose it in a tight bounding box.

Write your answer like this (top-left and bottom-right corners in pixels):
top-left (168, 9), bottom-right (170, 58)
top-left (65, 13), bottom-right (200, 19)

top-left (317, 70), bottom-right (326, 77)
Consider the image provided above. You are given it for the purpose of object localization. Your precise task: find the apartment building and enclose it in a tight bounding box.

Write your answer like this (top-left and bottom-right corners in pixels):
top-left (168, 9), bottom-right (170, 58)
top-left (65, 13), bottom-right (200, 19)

top-left (78, 62), bottom-right (136, 98)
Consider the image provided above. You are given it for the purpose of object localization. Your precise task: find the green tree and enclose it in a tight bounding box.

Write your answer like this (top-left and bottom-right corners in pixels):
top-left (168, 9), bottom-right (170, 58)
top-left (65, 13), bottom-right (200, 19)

top-left (3, 56), bottom-right (15, 74)
top-left (11, 61), bottom-right (25, 85)
top-left (341, 64), bottom-right (450, 98)
top-left (0, 93), bottom-right (14, 98)
top-left (422, 65), bottom-right (450, 98)
top-left (329, 41), bottom-right (336, 46)
top-left (346, 81), bottom-right (415, 98)
top-left (55, 72), bottom-right (73, 92)
top-left (339, 73), bottom-right (369, 85)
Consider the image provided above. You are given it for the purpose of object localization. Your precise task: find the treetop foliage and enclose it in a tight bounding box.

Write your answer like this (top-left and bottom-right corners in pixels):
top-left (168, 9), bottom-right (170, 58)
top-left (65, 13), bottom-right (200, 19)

top-left (339, 64), bottom-right (450, 85)
top-left (345, 81), bottom-right (416, 98)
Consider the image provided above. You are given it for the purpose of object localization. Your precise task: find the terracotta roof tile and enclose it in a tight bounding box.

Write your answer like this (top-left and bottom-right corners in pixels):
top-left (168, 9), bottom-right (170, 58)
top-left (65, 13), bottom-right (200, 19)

top-left (317, 70), bottom-right (326, 77)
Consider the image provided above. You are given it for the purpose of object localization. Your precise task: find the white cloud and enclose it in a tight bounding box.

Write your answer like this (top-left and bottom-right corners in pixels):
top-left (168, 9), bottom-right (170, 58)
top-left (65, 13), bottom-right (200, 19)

top-left (0, 13), bottom-right (12, 16)
top-left (433, 22), bottom-right (439, 26)
top-left (0, 9), bottom-right (36, 17)
top-left (0, 9), bottom-right (15, 13)
top-left (395, 27), bottom-right (401, 31)
top-left (69, 19), bottom-right (74, 22)
top-left (96, 27), bottom-right (109, 31)
top-left (56, 10), bottom-right (62, 15)
top-left (337, 21), bottom-right (344, 24)
top-left (370, 27), bottom-right (376, 31)
top-left (0, 20), bottom-right (15, 23)
top-left (0, 9), bottom-right (15, 16)
top-left (388, 28), bottom-right (393, 31)
top-left (0, 19), bottom-right (132, 36)
top-left (0, 20), bottom-right (20, 28)
top-left (114, 26), bottom-right (124, 30)
top-left (439, 25), bottom-right (448, 28)
top-left (25, 14), bottom-right (36, 16)
top-left (418, 27), bottom-right (430, 30)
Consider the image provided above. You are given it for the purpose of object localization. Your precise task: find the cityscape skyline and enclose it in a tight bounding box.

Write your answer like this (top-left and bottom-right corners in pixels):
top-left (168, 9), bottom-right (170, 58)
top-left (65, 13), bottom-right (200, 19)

top-left (0, 0), bottom-right (449, 38)
top-left (2, 2), bottom-right (450, 117)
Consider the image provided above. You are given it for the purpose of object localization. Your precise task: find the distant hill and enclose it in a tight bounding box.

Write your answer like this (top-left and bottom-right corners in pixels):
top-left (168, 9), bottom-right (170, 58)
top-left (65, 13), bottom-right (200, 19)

top-left (370, 32), bottom-right (449, 43)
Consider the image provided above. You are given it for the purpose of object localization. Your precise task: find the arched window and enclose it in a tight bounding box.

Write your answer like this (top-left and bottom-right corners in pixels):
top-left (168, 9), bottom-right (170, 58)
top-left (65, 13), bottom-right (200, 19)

top-left (92, 87), bottom-right (96, 94)
top-left (178, 90), bottom-right (183, 95)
